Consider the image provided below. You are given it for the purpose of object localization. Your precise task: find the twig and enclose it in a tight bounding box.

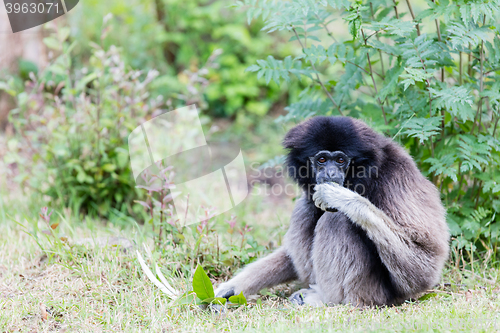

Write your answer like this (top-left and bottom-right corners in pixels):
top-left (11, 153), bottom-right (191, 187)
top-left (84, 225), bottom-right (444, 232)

top-left (292, 27), bottom-right (344, 116)
top-left (432, 0), bottom-right (445, 138)
top-left (470, 16), bottom-right (486, 135)
top-left (405, 0), bottom-right (420, 36)
top-left (362, 29), bottom-right (387, 125)
top-left (316, 13), bottom-right (338, 43)
top-left (370, 3), bottom-right (385, 77)
top-left (459, 51), bottom-right (463, 85)
top-left (392, 0), bottom-right (399, 19)
top-left (493, 111), bottom-right (500, 137)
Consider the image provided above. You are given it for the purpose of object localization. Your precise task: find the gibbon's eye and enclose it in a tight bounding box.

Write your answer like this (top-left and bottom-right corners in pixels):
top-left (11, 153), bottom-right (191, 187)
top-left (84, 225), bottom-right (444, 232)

top-left (318, 157), bottom-right (326, 164)
top-left (337, 157), bottom-right (345, 164)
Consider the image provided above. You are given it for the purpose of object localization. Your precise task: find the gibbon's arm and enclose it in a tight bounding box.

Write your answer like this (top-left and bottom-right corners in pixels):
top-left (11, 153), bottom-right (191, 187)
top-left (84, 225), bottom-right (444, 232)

top-left (214, 247), bottom-right (297, 298)
top-left (313, 183), bottom-right (436, 296)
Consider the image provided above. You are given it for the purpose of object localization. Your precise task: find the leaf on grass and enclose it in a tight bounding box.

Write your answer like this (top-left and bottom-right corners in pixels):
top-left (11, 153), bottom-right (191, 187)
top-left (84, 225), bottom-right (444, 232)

top-left (228, 291), bottom-right (247, 305)
top-left (418, 292), bottom-right (437, 301)
top-left (201, 297), bottom-right (227, 305)
top-left (192, 265), bottom-right (214, 300)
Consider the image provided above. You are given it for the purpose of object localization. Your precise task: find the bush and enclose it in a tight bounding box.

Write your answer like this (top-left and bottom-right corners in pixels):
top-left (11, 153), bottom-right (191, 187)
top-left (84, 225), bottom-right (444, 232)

top-left (240, 0), bottom-right (500, 254)
top-left (1, 25), bottom-right (162, 217)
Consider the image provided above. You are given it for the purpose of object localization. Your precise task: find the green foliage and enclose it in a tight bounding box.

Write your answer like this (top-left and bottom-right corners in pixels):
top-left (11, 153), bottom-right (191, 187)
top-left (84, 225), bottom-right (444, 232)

top-left (136, 164), bottom-right (269, 280)
top-left (175, 265), bottom-right (248, 306)
top-left (69, 0), bottom-right (297, 120)
top-left (240, 0), bottom-right (500, 255)
top-left (191, 265), bottom-right (247, 306)
top-left (1, 26), bottom-right (158, 217)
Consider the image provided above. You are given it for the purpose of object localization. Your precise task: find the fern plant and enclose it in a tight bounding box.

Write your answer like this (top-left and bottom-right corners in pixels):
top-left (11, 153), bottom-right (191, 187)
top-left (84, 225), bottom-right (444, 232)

top-left (236, 0), bottom-right (500, 256)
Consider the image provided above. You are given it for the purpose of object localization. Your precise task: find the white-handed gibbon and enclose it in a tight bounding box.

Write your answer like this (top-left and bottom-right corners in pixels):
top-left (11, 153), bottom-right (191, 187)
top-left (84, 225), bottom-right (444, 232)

top-left (215, 116), bottom-right (450, 306)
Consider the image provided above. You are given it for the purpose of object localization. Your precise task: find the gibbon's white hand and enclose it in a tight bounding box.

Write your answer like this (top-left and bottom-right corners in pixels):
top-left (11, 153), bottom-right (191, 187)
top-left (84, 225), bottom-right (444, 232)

top-left (313, 182), bottom-right (357, 213)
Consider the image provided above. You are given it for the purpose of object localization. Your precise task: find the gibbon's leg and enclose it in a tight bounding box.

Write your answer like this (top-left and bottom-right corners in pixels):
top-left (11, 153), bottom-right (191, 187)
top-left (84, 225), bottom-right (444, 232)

top-left (313, 183), bottom-right (442, 298)
top-left (215, 194), bottom-right (320, 299)
top-left (283, 194), bottom-right (324, 285)
top-left (214, 247), bottom-right (297, 298)
top-left (312, 212), bottom-right (400, 306)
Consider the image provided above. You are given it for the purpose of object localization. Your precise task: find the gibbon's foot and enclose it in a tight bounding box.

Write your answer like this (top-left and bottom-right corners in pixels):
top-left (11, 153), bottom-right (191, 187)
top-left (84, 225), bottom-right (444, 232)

top-left (205, 303), bottom-right (226, 314)
top-left (289, 287), bottom-right (324, 307)
top-left (214, 285), bottom-right (235, 299)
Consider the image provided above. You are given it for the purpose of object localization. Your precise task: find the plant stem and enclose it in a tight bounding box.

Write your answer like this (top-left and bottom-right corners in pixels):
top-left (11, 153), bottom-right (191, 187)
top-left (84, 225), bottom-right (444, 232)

top-left (493, 111), bottom-right (500, 136)
top-left (292, 27), bottom-right (344, 116)
top-left (468, 43), bottom-right (472, 77)
top-left (370, 3), bottom-right (385, 77)
top-left (459, 51), bottom-right (463, 85)
top-left (405, 0), bottom-right (420, 36)
top-left (457, 161), bottom-right (464, 201)
top-left (431, 4), bottom-right (445, 138)
top-left (362, 29), bottom-right (387, 125)
top-left (471, 16), bottom-right (486, 135)
top-left (316, 13), bottom-right (338, 43)
top-left (392, 0), bottom-right (399, 19)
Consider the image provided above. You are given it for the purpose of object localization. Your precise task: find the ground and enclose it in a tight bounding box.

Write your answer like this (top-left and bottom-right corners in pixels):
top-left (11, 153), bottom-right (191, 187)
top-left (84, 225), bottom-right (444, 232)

top-left (1, 193), bottom-right (500, 332)
top-left (1, 133), bottom-right (500, 332)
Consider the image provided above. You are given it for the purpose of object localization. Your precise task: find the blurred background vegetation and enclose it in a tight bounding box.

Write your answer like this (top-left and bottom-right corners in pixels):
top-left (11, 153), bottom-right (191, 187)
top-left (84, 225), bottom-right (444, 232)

top-left (0, 0), bottom-right (300, 215)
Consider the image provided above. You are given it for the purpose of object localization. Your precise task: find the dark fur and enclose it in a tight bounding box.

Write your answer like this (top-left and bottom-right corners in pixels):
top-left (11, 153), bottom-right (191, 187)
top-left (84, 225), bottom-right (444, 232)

top-left (215, 116), bottom-right (449, 306)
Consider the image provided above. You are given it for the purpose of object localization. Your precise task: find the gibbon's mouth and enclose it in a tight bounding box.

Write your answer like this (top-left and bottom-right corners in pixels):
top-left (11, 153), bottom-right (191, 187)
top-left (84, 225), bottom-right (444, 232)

top-left (317, 177), bottom-right (344, 186)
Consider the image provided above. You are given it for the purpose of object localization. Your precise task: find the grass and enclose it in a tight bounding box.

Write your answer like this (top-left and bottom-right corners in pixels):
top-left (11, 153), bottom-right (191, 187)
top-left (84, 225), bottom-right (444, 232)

top-left (1, 133), bottom-right (500, 332)
top-left (1, 189), bottom-right (500, 332)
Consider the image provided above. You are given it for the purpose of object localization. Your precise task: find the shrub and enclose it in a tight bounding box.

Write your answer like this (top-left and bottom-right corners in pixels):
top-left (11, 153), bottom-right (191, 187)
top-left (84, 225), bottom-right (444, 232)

top-left (1, 25), bottom-right (162, 217)
top-left (240, 0), bottom-right (500, 255)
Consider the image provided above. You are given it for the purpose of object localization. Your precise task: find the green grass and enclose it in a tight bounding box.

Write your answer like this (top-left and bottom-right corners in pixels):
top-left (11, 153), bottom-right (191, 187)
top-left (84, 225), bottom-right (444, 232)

top-left (1, 132), bottom-right (500, 332)
top-left (1, 188), bottom-right (500, 332)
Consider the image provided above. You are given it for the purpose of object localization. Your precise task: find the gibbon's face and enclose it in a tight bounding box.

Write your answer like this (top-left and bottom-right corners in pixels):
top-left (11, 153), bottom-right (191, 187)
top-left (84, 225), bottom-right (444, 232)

top-left (309, 150), bottom-right (351, 186)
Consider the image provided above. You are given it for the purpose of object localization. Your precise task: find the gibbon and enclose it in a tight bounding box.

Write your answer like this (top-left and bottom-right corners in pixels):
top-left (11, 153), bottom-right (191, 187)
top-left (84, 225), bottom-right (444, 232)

top-left (215, 116), bottom-right (449, 306)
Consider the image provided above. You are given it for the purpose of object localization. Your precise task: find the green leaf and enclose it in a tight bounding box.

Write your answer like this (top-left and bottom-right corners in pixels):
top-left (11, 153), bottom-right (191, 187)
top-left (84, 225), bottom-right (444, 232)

top-left (448, 22), bottom-right (490, 49)
top-left (365, 17), bottom-right (416, 37)
top-left (246, 65), bottom-right (260, 72)
top-left (228, 291), bottom-right (247, 305)
top-left (192, 265), bottom-right (214, 300)
top-left (43, 37), bottom-right (62, 51)
top-left (400, 68), bottom-right (435, 91)
top-left (402, 117), bottom-right (441, 143)
top-left (376, 65), bottom-right (403, 100)
top-left (418, 292), bottom-right (438, 301)
top-left (426, 154), bottom-right (458, 182)
top-left (201, 297), bottom-right (227, 305)
top-left (428, 86), bottom-right (474, 122)
top-left (174, 291), bottom-right (199, 305)
top-left (102, 163), bottom-right (116, 172)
